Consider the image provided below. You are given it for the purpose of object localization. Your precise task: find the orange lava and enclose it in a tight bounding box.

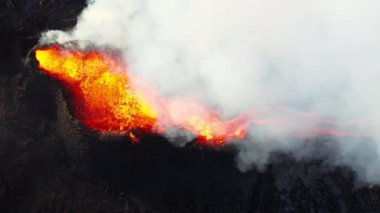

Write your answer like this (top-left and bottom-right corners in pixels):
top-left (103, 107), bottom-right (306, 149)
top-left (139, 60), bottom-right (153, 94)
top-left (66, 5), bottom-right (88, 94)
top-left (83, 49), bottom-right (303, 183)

top-left (35, 45), bottom-right (366, 145)
top-left (35, 45), bottom-right (250, 145)
top-left (35, 45), bottom-right (158, 133)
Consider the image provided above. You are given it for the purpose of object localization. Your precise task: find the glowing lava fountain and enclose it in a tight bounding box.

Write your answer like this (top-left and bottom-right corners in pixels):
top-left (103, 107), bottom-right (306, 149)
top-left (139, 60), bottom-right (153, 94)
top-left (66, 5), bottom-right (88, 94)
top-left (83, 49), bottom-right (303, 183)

top-left (35, 45), bottom-right (365, 145)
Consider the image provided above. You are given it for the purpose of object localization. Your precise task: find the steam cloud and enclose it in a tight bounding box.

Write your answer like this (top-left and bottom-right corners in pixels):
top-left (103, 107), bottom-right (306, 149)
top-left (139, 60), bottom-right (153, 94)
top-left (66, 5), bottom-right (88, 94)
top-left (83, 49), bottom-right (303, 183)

top-left (40, 0), bottom-right (380, 183)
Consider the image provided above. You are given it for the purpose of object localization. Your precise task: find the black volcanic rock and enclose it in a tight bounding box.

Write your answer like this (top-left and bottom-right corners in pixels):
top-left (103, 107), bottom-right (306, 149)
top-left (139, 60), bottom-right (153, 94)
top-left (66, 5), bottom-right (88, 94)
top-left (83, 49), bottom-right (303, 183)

top-left (1, 1), bottom-right (380, 213)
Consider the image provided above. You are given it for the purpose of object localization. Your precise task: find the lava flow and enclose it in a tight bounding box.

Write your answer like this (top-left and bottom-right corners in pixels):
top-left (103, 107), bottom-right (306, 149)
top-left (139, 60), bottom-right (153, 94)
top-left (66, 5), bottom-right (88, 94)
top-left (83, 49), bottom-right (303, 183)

top-left (35, 45), bottom-right (250, 144)
top-left (35, 45), bottom-right (365, 145)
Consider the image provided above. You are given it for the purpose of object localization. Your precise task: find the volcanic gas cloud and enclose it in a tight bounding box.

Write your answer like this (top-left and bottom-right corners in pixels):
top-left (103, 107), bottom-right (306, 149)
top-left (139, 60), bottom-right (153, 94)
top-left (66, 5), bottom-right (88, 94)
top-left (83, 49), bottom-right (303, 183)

top-left (35, 45), bottom-right (364, 145)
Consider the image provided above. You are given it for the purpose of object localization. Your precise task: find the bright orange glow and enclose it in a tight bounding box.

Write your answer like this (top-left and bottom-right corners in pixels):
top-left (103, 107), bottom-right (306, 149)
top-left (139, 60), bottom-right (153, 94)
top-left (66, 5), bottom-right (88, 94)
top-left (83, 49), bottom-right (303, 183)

top-left (163, 99), bottom-right (250, 144)
top-left (35, 45), bottom-right (366, 145)
top-left (35, 45), bottom-right (158, 132)
top-left (35, 45), bottom-right (252, 145)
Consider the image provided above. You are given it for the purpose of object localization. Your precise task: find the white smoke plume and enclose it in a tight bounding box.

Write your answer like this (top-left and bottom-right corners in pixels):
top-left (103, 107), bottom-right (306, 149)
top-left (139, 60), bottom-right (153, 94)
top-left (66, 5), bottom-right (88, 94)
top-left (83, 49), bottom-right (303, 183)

top-left (40, 0), bottom-right (380, 183)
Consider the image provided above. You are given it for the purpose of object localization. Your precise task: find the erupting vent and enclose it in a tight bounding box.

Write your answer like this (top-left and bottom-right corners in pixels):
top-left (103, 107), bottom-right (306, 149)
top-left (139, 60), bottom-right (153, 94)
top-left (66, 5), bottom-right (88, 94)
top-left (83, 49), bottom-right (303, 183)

top-left (35, 45), bottom-right (365, 145)
top-left (35, 45), bottom-right (249, 145)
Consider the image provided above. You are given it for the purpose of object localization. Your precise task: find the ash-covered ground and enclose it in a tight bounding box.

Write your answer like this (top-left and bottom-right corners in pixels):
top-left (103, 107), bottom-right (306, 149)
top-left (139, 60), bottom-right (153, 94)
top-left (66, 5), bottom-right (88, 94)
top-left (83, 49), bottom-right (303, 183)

top-left (1, 1), bottom-right (380, 212)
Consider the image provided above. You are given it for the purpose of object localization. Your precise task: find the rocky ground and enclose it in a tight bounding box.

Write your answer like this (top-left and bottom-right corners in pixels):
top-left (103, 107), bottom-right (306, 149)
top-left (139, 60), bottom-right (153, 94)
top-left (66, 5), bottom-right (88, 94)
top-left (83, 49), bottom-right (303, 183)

top-left (1, 1), bottom-right (380, 212)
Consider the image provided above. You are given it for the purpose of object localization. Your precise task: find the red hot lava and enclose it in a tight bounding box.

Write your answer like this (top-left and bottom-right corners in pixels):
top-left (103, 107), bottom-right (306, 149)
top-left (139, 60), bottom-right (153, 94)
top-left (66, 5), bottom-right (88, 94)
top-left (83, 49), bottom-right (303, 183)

top-left (35, 45), bottom-right (365, 145)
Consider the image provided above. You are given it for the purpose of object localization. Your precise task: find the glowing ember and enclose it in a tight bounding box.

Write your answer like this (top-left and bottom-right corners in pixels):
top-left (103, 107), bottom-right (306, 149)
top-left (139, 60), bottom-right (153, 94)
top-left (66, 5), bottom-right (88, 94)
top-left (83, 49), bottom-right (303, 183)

top-left (35, 45), bottom-right (365, 145)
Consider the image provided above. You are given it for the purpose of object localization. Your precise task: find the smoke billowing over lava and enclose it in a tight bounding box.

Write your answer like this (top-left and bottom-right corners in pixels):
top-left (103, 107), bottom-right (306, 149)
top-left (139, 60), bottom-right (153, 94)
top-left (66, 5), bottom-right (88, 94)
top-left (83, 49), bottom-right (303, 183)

top-left (35, 45), bottom-right (251, 145)
top-left (35, 45), bottom-right (366, 146)
top-left (38, 0), bottom-right (380, 183)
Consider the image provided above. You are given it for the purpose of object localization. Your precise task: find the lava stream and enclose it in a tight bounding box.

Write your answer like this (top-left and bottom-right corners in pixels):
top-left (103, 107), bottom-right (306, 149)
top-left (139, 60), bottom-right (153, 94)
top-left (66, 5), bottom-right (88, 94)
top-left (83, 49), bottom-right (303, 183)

top-left (35, 45), bottom-right (366, 145)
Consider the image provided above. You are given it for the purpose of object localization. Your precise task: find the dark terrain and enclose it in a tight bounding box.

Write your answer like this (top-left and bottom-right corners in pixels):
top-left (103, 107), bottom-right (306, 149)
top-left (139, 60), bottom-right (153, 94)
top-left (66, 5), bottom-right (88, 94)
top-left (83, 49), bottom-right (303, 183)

top-left (1, 1), bottom-right (380, 212)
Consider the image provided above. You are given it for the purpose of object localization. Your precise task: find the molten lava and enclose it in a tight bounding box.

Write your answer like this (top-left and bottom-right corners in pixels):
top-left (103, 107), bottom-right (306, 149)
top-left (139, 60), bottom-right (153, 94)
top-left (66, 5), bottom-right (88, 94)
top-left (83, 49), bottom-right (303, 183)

top-left (35, 45), bottom-right (251, 144)
top-left (35, 45), bottom-right (158, 132)
top-left (35, 45), bottom-right (365, 145)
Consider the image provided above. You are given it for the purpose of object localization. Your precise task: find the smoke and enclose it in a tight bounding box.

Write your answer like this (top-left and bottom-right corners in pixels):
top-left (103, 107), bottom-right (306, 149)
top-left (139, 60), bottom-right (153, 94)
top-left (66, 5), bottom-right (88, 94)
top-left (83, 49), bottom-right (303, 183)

top-left (40, 0), bottom-right (380, 183)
